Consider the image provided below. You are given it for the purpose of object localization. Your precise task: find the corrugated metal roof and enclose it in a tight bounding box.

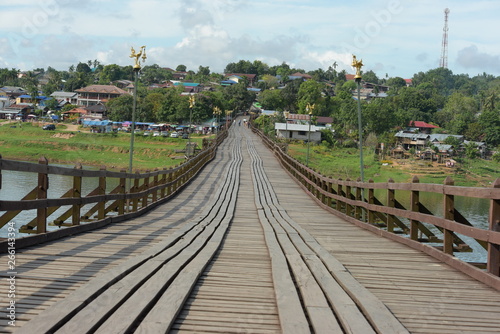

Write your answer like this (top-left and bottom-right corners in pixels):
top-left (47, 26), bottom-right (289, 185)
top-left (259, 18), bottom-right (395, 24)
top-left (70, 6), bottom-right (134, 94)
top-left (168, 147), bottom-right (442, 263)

top-left (275, 123), bottom-right (321, 132)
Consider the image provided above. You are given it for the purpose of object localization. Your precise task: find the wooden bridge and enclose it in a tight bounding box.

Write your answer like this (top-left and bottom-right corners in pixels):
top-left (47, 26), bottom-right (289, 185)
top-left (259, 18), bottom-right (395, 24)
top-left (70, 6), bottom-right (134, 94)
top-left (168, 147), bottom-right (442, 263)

top-left (1, 122), bottom-right (500, 333)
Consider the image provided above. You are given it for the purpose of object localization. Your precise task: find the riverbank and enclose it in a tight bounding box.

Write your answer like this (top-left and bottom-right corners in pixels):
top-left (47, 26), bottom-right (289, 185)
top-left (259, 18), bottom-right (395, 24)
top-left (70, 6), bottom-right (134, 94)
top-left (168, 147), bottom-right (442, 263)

top-left (0, 122), bottom-right (207, 171)
top-left (287, 142), bottom-right (499, 187)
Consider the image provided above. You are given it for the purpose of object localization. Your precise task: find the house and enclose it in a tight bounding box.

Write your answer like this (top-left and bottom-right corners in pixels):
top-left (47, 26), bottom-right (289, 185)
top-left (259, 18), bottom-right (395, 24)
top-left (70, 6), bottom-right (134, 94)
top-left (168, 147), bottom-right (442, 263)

top-left (85, 103), bottom-right (107, 119)
top-left (285, 113), bottom-right (333, 127)
top-left (428, 133), bottom-right (464, 145)
top-left (0, 86), bottom-right (25, 99)
top-left (395, 131), bottom-right (429, 150)
top-left (275, 123), bottom-right (322, 142)
top-left (173, 82), bottom-right (202, 93)
top-left (408, 121), bottom-right (439, 134)
top-left (75, 85), bottom-right (129, 106)
top-left (112, 80), bottom-right (133, 89)
top-left (50, 91), bottom-right (78, 107)
top-left (224, 73), bottom-right (257, 85)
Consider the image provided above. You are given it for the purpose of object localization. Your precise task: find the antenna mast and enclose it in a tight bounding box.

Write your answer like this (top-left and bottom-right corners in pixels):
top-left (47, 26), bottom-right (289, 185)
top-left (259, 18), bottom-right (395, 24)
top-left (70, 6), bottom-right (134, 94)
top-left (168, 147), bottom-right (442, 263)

top-left (440, 8), bottom-right (450, 68)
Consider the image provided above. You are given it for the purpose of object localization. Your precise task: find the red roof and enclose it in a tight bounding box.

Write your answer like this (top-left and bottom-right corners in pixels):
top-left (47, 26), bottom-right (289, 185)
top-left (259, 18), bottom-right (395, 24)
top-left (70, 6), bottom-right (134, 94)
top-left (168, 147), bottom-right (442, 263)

top-left (345, 74), bottom-right (356, 81)
top-left (409, 121), bottom-right (439, 128)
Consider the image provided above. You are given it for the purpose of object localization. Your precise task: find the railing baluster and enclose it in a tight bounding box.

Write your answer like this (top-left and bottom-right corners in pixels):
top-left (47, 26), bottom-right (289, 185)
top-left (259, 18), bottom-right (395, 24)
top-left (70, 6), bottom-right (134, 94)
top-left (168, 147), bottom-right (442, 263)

top-left (336, 179), bottom-right (343, 212)
top-left (36, 157), bottom-right (49, 234)
top-left (117, 169), bottom-right (126, 215)
top-left (368, 179), bottom-right (375, 224)
top-left (443, 177), bottom-right (455, 255)
top-left (346, 179), bottom-right (352, 217)
top-left (488, 178), bottom-right (500, 276)
top-left (72, 163), bottom-right (82, 226)
top-left (142, 170), bottom-right (150, 208)
top-left (410, 176), bottom-right (420, 241)
top-left (355, 178), bottom-right (362, 220)
top-left (97, 166), bottom-right (106, 220)
top-left (387, 178), bottom-right (395, 233)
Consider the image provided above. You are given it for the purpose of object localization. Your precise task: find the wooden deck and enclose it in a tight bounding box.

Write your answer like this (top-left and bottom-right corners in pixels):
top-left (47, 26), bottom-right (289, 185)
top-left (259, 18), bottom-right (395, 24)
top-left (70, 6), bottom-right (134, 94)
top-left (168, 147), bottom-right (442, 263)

top-left (1, 123), bottom-right (500, 333)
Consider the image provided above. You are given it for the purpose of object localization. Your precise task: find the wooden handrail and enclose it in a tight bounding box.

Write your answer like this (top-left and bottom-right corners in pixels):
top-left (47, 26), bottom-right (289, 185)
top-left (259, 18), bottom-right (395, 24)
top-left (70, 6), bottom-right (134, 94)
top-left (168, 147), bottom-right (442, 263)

top-left (251, 125), bottom-right (500, 280)
top-left (0, 131), bottom-right (228, 241)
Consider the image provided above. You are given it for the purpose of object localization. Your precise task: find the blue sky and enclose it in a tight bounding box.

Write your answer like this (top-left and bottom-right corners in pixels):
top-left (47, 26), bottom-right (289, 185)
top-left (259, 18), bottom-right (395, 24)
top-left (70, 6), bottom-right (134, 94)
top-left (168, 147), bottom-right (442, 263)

top-left (0, 0), bottom-right (499, 79)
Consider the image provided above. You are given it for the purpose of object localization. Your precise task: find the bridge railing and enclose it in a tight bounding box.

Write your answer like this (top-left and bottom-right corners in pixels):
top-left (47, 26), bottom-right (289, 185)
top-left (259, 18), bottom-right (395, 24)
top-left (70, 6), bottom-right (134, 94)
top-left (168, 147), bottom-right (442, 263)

top-left (252, 126), bottom-right (500, 286)
top-left (0, 130), bottom-right (228, 250)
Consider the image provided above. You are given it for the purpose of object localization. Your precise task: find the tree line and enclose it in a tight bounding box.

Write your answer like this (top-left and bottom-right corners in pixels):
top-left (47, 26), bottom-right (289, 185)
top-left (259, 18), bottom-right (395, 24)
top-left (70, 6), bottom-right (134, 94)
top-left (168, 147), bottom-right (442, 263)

top-left (1, 60), bottom-right (499, 149)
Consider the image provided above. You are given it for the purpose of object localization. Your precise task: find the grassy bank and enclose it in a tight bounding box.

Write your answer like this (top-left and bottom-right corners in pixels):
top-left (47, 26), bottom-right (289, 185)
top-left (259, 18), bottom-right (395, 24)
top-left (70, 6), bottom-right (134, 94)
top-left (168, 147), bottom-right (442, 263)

top-left (0, 122), bottom-right (206, 171)
top-left (288, 142), bottom-right (499, 187)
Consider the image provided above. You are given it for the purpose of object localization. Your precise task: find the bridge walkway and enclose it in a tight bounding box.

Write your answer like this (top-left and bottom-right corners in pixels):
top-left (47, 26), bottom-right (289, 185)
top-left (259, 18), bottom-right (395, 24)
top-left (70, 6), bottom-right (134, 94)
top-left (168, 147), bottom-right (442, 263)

top-left (0, 122), bottom-right (499, 333)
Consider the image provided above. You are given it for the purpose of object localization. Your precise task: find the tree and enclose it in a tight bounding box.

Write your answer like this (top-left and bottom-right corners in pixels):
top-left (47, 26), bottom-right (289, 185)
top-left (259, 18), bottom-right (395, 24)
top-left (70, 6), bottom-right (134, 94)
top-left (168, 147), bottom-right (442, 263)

top-left (435, 92), bottom-right (477, 133)
top-left (176, 64), bottom-right (187, 72)
top-left (478, 109), bottom-right (500, 147)
top-left (386, 77), bottom-right (407, 90)
top-left (258, 89), bottom-right (285, 111)
top-left (140, 64), bottom-right (172, 85)
top-left (76, 62), bottom-right (92, 74)
top-left (362, 70), bottom-right (379, 84)
top-left (297, 80), bottom-right (324, 114)
top-left (99, 64), bottom-right (125, 84)
top-left (222, 82), bottom-right (256, 113)
top-left (107, 94), bottom-right (134, 121)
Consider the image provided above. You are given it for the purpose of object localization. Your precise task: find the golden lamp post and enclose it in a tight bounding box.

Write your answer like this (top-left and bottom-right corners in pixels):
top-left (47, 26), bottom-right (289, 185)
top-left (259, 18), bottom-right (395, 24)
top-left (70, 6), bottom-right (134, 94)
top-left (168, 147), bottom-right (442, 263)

top-left (352, 54), bottom-right (366, 221)
top-left (305, 103), bottom-right (315, 167)
top-left (128, 46), bottom-right (147, 175)
top-left (352, 55), bottom-right (364, 183)
top-left (213, 106), bottom-right (221, 135)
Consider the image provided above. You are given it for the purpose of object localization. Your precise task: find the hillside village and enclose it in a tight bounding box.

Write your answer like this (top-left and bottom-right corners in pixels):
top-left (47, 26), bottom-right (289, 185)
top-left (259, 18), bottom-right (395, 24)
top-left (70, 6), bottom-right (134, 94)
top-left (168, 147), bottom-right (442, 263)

top-left (0, 63), bottom-right (498, 164)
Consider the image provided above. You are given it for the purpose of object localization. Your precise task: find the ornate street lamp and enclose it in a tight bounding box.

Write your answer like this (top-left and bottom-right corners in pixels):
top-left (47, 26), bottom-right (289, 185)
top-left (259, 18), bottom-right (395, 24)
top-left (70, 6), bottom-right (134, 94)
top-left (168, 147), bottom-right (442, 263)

top-left (352, 55), bottom-right (364, 183)
top-left (213, 106), bottom-right (221, 135)
top-left (352, 55), bottom-right (366, 221)
top-left (128, 45), bottom-right (146, 175)
top-left (305, 103), bottom-right (315, 166)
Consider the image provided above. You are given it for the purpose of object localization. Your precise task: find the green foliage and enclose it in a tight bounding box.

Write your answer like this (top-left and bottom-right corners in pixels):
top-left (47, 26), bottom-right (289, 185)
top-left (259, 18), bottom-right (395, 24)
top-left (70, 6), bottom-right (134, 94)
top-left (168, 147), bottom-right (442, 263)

top-left (297, 80), bottom-right (325, 114)
top-left (443, 135), bottom-right (462, 146)
top-left (258, 89), bottom-right (285, 111)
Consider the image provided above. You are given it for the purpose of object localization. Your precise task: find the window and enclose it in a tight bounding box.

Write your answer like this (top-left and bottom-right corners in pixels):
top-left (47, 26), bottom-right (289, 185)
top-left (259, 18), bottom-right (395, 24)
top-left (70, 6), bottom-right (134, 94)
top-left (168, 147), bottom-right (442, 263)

top-left (298, 131), bottom-right (306, 136)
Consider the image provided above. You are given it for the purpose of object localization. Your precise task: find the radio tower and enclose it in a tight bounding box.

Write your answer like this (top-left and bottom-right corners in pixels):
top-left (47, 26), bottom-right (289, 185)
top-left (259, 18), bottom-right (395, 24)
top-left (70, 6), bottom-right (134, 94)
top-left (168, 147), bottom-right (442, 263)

top-left (440, 8), bottom-right (450, 68)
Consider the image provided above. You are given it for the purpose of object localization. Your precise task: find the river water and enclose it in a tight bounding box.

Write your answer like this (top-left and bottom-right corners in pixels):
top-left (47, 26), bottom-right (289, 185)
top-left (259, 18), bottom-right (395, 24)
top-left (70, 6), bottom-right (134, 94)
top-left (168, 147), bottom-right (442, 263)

top-left (0, 169), bottom-right (492, 263)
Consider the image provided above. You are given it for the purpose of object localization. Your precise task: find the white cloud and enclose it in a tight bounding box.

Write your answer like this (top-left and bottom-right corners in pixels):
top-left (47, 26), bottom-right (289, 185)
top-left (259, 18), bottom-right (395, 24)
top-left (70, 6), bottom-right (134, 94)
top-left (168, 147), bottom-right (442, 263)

top-left (0, 0), bottom-right (499, 77)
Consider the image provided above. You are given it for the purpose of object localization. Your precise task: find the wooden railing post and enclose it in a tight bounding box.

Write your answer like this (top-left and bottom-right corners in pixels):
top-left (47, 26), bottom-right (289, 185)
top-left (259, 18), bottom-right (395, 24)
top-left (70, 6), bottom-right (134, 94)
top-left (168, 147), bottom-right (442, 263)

top-left (118, 169), bottom-right (126, 215)
top-left (346, 179), bottom-right (353, 217)
top-left (132, 171), bottom-right (140, 212)
top-left (167, 168), bottom-right (173, 196)
top-left (336, 179), bottom-right (343, 212)
top-left (36, 157), bottom-right (48, 234)
top-left (355, 178), bottom-right (362, 220)
top-left (152, 169), bottom-right (159, 203)
top-left (327, 180), bottom-right (333, 208)
top-left (142, 170), bottom-right (150, 208)
top-left (160, 168), bottom-right (167, 199)
top-left (71, 163), bottom-right (82, 226)
top-left (0, 154), bottom-right (3, 189)
top-left (410, 176), bottom-right (420, 241)
top-left (97, 166), bottom-right (106, 220)
top-left (387, 178), bottom-right (395, 233)
top-left (443, 177), bottom-right (455, 255)
top-left (488, 178), bottom-right (500, 276)
top-left (368, 179), bottom-right (375, 224)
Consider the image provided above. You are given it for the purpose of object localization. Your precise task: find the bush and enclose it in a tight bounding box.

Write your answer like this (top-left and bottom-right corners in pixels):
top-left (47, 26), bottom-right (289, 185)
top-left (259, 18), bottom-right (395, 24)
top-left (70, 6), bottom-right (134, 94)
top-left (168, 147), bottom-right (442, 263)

top-left (492, 151), bottom-right (500, 163)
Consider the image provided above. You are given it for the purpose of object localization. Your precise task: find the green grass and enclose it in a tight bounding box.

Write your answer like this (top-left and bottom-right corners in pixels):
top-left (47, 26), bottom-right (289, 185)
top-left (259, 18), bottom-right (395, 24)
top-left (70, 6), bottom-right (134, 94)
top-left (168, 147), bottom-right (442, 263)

top-left (0, 122), bottom-right (208, 171)
top-left (287, 142), bottom-right (499, 187)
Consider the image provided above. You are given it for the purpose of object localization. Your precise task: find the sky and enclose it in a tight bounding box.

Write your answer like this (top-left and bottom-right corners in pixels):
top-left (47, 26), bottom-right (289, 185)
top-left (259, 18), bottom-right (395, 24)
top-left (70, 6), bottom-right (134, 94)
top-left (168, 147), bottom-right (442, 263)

top-left (0, 0), bottom-right (499, 79)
